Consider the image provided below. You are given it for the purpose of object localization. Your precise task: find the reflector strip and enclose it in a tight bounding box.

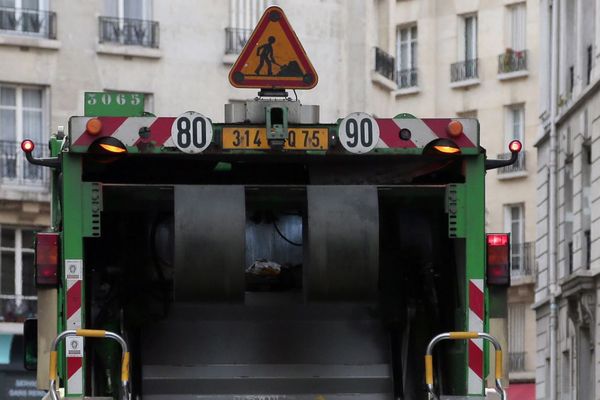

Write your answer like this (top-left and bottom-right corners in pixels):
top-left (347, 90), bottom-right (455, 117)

top-left (468, 279), bottom-right (484, 394)
top-left (65, 259), bottom-right (83, 396)
top-left (122, 352), bottom-right (130, 382)
top-left (69, 117), bottom-right (478, 151)
top-left (425, 355), bottom-right (433, 385)
top-left (496, 350), bottom-right (503, 379)
top-left (49, 351), bottom-right (57, 380)
top-left (449, 331), bottom-right (479, 339)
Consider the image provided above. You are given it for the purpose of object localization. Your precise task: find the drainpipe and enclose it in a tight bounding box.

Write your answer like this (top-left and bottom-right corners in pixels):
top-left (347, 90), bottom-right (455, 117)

top-left (548, 0), bottom-right (559, 399)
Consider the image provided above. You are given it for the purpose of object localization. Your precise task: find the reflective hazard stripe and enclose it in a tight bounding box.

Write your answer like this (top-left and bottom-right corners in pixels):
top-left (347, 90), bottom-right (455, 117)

top-left (65, 259), bottom-right (84, 395)
top-left (468, 279), bottom-right (484, 394)
top-left (376, 118), bottom-right (478, 149)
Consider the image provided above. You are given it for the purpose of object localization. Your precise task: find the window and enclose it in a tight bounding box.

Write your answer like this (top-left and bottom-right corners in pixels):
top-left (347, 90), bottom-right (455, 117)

top-left (508, 303), bottom-right (526, 371)
top-left (104, 0), bottom-right (151, 20)
top-left (506, 104), bottom-right (525, 143)
top-left (564, 146), bottom-right (574, 275)
top-left (586, 45), bottom-right (593, 85)
top-left (505, 204), bottom-right (524, 272)
top-left (506, 3), bottom-right (526, 51)
top-left (0, 226), bottom-right (36, 322)
top-left (395, 25), bottom-right (417, 88)
top-left (226, 0), bottom-right (269, 54)
top-left (100, 0), bottom-right (158, 48)
top-left (451, 14), bottom-right (478, 82)
top-left (497, 105), bottom-right (526, 173)
top-left (498, 3), bottom-right (527, 74)
top-left (562, 351), bottom-right (571, 398)
top-left (582, 144), bottom-right (591, 269)
top-left (0, 0), bottom-right (55, 38)
top-left (463, 15), bottom-right (477, 61)
top-left (0, 84), bottom-right (48, 186)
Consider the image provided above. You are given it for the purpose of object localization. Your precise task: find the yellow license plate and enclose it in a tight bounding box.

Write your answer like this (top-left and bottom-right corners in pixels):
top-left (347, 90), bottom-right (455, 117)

top-left (222, 127), bottom-right (328, 150)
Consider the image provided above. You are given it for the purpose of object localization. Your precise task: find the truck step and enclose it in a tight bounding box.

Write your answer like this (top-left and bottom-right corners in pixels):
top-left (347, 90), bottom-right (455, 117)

top-left (141, 302), bottom-right (393, 399)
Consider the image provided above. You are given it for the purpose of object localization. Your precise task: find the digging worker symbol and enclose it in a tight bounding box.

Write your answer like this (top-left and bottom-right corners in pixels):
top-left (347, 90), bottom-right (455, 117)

top-left (255, 36), bottom-right (278, 76)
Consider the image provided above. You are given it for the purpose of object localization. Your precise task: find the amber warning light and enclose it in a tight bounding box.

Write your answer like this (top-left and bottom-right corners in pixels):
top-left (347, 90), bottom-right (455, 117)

top-left (486, 233), bottom-right (510, 286)
top-left (86, 118), bottom-right (103, 136)
top-left (446, 120), bottom-right (463, 137)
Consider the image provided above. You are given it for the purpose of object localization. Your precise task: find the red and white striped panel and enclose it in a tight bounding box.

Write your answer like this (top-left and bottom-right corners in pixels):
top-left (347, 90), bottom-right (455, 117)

top-left (65, 336), bottom-right (83, 394)
top-left (69, 116), bottom-right (478, 150)
top-left (65, 259), bottom-right (83, 396)
top-left (70, 117), bottom-right (176, 148)
top-left (468, 278), bottom-right (484, 394)
top-left (376, 118), bottom-right (478, 149)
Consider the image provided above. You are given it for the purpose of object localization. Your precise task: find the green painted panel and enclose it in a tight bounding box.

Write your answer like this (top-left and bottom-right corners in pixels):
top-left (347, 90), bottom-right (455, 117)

top-left (464, 154), bottom-right (487, 395)
top-left (84, 92), bottom-right (145, 117)
top-left (61, 154), bottom-right (85, 396)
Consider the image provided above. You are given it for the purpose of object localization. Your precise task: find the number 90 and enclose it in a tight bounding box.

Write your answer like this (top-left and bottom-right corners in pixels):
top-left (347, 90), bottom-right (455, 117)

top-left (338, 113), bottom-right (380, 154)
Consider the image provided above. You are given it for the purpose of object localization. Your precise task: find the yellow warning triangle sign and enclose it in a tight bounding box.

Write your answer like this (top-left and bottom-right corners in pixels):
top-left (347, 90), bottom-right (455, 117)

top-left (229, 6), bottom-right (318, 90)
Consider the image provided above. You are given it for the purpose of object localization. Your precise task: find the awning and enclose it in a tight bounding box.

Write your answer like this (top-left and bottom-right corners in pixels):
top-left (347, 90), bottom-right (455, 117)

top-left (507, 383), bottom-right (535, 400)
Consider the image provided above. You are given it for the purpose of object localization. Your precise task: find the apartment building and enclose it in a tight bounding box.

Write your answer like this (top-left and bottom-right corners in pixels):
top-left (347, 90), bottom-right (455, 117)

top-left (535, 0), bottom-right (599, 399)
top-left (368, 0), bottom-right (538, 394)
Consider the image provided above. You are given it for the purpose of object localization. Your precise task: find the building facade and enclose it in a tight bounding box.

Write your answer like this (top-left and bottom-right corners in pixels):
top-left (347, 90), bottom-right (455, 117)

top-left (370, 0), bottom-right (539, 390)
top-left (0, 0), bottom-right (537, 395)
top-left (535, 0), bottom-right (599, 399)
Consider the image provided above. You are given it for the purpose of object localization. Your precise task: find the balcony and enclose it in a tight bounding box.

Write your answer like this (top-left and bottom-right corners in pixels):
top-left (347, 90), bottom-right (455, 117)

top-left (0, 297), bottom-right (36, 323)
top-left (99, 16), bottom-right (159, 48)
top-left (396, 68), bottom-right (418, 89)
top-left (498, 49), bottom-right (528, 75)
top-left (497, 151), bottom-right (527, 176)
top-left (0, 141), bottom-right (49, 189)
top-left (374, 47), bottom-right (395, 82)
top-left (450, 59), bottom-right (479, 87)
top-left (225, 27), bottom-right (252, 55)
top-left (0, 6), bottom-right (56, 39)
top-left (510, 241), bottom-right (534, 281)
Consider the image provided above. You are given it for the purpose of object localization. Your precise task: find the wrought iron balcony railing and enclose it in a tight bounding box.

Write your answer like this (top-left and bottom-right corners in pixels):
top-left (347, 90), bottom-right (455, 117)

top-left (0, 297), bottom-right (37, 322)
top-left (225, 27), bottom-right (252, 54)
top-left (374, 47), bottom-right (395, 82)
top-left (497, 151), bottom-right (526, 174)
top-left (99, 16), bottom-right (159, 48)
top-left (510, 241), bottom-right (534, 280)
top-left (451, 58), bottom-right (479, 82)
top-left (396, 68), bottom-right (418, 89)
top-left (0, 141), bottom-right (49, 188)
top-left (498, 50), bottom-right (528, 74)
top-left (0, 6), bottom-right (56, 39)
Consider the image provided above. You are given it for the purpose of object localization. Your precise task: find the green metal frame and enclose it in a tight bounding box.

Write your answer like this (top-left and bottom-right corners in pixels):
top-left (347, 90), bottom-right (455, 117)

top-left (55, 117), bottom-right (488, 397)
top-left (464, 154), bottom-right (487, 396)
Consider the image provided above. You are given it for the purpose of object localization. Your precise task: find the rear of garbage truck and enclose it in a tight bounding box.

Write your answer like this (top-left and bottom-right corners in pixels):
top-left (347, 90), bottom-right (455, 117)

top-left (21, 91), bottom-right (517, 399)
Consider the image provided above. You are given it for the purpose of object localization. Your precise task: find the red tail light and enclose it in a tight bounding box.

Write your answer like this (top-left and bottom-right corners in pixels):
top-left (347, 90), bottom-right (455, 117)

top-left (486, 233), bottom-right (510, 286)
top-left (35, 232), bottom-right (60, 287)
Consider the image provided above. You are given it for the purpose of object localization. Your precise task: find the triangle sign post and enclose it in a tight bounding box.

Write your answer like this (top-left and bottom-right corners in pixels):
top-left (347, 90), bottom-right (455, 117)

top-left (229, 6), bottom-right (318, 90)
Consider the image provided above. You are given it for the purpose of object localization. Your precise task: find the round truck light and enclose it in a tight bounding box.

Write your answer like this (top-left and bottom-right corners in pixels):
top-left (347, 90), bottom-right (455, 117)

top-left (446, 120), bottom-right (463, 137)
top-left (424, 138), bottom-right (462, 155)
top-left (21, 139), bottom-right (35, 153)
top-left (509, 140), bottom-right (522, 153)
top-left (90, 136), bottom-right (128, 155)
top-left (86, 118), bottom-right (103, 136)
